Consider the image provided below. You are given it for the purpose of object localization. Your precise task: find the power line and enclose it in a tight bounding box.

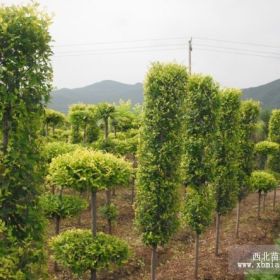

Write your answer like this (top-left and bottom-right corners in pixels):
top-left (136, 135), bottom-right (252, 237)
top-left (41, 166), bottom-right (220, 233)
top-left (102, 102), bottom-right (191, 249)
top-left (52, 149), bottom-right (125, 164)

top-left (194, 43), bottom-right (280, 57)
top-left (194, 36), bottom-right (280, 49)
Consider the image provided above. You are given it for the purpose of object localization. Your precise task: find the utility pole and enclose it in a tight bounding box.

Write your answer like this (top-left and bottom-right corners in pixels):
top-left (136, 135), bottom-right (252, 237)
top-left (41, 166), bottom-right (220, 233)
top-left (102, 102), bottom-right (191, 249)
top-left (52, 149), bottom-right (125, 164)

top-left (188, 37), bottom-right (192, 75)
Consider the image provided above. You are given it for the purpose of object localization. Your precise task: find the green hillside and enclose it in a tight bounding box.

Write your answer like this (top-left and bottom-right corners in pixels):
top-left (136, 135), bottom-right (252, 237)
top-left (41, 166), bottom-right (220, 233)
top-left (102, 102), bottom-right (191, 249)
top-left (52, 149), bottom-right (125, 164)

top-left (242, 79), bottom-right (280, 109)
top-left (49, 80), bottom-right (143, 113)
top-left (48, 79), bottom-right (280, 113)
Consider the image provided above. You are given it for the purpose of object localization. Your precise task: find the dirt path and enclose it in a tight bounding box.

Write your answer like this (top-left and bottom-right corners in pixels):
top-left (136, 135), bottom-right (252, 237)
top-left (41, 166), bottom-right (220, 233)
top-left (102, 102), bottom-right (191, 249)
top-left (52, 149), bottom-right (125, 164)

top-left (49, 188), bottom-right (280, 280)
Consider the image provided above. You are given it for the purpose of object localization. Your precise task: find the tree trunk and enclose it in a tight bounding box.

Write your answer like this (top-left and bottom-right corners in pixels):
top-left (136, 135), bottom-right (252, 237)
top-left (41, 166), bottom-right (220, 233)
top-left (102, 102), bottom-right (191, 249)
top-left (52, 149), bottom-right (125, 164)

top-left (194, 232), bottom-right (199, 280)
top-left (263, 192), bottom-right (266, 212)
top-left (90, 269), bottom-right (97, 280)
top-left (131, 178), bottom-right (135, 204)
top-left (235, 199), bottom-right (241, 238)
top-left (104, 118), bottom-right (109, 141)
top-left (83, 124), bottom-right (87, 143)
top-left (2, 104), bottom-right (11, 154)
top-left (91, 190), bottom-right (97, 236)
top-left (106, 189), bottom-right (112, 234)
top-left (215, 212), bottom-right (221, 256)
top-left (151, 245), bottom-right (157, 280)
top-left (258, 191), bottom-right (261, 220)
top-left (54, 216), bottom-right (61, 272)
top-left (273, 188), bottom-right (277, 211)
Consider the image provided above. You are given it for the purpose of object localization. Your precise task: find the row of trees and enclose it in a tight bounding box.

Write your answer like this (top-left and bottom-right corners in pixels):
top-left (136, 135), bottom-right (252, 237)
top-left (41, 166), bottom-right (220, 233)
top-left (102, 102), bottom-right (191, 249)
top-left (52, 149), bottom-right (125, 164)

top-left (135, 63), bottom-right (280, 280)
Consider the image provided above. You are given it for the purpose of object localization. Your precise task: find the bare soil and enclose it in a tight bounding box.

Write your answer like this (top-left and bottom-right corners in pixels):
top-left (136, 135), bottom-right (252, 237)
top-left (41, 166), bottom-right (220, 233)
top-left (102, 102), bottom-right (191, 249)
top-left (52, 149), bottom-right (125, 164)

top-left (48, 187), bottom-right (280, 280)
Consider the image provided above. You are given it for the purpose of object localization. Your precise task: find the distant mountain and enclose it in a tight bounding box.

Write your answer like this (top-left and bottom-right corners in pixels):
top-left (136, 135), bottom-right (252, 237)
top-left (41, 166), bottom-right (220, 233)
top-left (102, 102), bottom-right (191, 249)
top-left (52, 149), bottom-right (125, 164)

top-left (242, 79), bottom-right (280, 109)
top-left (49, 78), bottom-right (280, 113)
top-left (49, 80), bottom-right (143, 112)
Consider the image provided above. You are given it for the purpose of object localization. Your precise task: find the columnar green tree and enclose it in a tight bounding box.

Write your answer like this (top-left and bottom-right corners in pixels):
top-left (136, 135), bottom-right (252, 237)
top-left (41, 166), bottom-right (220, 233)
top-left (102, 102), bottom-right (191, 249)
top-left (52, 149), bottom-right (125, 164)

top-left (268, 109), bottom-right (280, 209)
top-left (182, 74), bottom-right (219, 279)
top-left (0, 4), bottom-right (52, 278)
top-left (135, 63), bottom-right (188, 280)
top-left (235, 100), bottom-right (259, 238)
top-left (214, 89), bottom-right (241, 255)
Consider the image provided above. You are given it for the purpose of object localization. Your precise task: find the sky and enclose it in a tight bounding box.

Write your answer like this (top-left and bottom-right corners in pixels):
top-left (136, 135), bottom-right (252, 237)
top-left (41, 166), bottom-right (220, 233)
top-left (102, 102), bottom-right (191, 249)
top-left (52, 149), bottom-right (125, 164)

top-left (1, 0), bottom-right (280, 90)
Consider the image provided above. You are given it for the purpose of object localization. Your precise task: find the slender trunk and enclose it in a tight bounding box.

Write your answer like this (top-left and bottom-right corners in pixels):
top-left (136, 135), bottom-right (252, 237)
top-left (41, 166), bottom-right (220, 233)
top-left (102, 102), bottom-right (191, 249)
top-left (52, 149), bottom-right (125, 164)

top-left (104, 118), bottom-right (109, 141)
top-left (194, 232), bottom-right (199, 280)
top-left (151, 245), bottom-right (157, 280)
top-left (106, 189), bottom-right (112, 234)
top-left (112, 187), bottom-right (116, 197)
top-left (55, 216), bottom-right (60, 235)
top-left (215, 212), bottom-right (220, 256)
top-left (263, 192), bottom-right (266, 212)
top-left (273, 188), bottom-right (277, 211)
top-left (131, 178), bottom-right (135, 204)
top-left (54, 216), bottom-right (61, 272)
top-left (114, 126), bottom-right (116, 137)
top-left (258, 191), bottom-right (261, 220)
top-left (90, 269), bottom-right (97, 280)
top-left (235, 199), bottom-right (241, 238)
top-left (83, 124), bottom-right (87, 143)
top-left (91, 190), bottom-right (97, 236)
top-left (2, 104), bottom-right (11, 154)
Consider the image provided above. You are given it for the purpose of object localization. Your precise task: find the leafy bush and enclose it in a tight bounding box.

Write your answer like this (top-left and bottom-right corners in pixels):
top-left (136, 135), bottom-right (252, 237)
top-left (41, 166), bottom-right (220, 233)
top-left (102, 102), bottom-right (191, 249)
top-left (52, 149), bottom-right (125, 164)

top-left (183, 187), bottom-right (214, 235)
top-left (40, 194), bottom-right (87, 219)
top-left (99, 203), bottom-right (118, 222)
top-left (250, 170), bottom-right (277, 193)
top-left (42, 141), bottom-right (78, 163)
top-left (50, 229), bottom-right (129, 275)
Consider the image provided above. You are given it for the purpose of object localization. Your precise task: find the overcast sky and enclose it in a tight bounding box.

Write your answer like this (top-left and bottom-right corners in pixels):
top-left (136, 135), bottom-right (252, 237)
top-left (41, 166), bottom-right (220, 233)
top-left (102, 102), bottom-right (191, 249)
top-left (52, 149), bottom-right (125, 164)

top-left (1, 0), bottom-right (280, 89)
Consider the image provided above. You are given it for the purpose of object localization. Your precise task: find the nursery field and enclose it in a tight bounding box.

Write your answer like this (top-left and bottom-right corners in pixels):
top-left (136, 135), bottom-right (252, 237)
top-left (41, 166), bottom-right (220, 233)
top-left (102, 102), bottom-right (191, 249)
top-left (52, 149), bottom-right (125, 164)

top-left (49, 187), bottom-right (280, 280)
top-left (2, 4), bottom-right (280, 280)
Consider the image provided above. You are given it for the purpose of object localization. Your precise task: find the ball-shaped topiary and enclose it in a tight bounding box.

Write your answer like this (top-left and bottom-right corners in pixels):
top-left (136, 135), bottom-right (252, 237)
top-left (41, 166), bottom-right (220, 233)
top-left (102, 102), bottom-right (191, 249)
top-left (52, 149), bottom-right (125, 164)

top-left (50, 229), bottom-right (129, 278)
top-left (250, 170), bottom-right (277, 193)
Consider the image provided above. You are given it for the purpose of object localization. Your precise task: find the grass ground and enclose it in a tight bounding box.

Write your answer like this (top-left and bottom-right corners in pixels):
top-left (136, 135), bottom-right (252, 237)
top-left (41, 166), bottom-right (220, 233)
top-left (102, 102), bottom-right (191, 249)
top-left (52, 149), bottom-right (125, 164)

top-left (48, 187), bottom-right (280, 280)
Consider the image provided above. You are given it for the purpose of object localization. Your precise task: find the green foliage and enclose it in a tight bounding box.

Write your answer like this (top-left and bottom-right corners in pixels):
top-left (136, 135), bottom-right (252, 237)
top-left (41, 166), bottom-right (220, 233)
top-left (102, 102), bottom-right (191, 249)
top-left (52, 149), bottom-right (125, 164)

top-left (44, 109), bottom-right (65, 135)
top-left (255, 141), bottom-right (279, 156)
top-left (184, 74), bottom-right (219, 189)
top-left (214, 88), bottom-right (241, 214)
top-left (0, 3), bottom-right (53, 278)
top-left (250, 170), bottom-right (277, 193)
top-left (237, 100), bottom-right (260, 200)
top-left (246, 273), bottom-right (280, 280)
top-left (100, 203), bottom-right (118, 222)
top-left (40, 194), bottom-right (87, 219)
top-left (255, 141), bottom-right (279, 169)
top-left (68, 104), bottom-right (99, 143)
top-left (49, 148), bottom-right (132, 192)
top-left (42, 141), bottom-right (78, 163)
top-left (183, 187), bottom-right (214, 235)
top-left (136, 62), bottom-right (188, 246)
top-left (50, 229), bottom-right (129, 276)
top-left (269, 109), bottom-right (280, 143)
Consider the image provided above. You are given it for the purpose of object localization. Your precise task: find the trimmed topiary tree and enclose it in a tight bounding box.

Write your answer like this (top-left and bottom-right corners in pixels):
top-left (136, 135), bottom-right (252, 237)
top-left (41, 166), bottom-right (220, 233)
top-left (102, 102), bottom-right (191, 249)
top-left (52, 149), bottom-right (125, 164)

top-left (235, 100), bottom-right (260, 238)
top-left (40, 193), bottom-right (87, 235)
top-left (48, 148), bottom-right (131, 279)
top-left (213, 88), bottom-right (241, 256)
top-left (135, 62), bottom-right (188, 280)
top-left (182, 74), bottom-right (219, 279)
top-left (255, 141), bottom-right (279, 170)
top-left (250, 170), bottom-right (277, 219)
top-left (50, 229), bottom-right (129, 280)
top-left (44, 109), bottom-right (66, 136)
